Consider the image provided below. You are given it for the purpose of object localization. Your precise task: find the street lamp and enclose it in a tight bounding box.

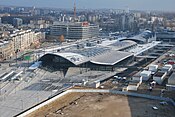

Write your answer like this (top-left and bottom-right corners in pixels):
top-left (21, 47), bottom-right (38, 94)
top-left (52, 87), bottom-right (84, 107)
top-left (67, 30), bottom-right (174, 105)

top-left (15, 49), bottom-right (20, 67)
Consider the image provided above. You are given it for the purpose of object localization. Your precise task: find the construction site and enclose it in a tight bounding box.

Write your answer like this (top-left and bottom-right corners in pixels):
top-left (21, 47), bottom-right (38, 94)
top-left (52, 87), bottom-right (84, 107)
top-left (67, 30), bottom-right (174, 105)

top-left (27, 92), bottom-right (175, 117)
top-left (1, 32), bottom-right (175, 117)
top-left (19, 43), bottom-right (175, 117)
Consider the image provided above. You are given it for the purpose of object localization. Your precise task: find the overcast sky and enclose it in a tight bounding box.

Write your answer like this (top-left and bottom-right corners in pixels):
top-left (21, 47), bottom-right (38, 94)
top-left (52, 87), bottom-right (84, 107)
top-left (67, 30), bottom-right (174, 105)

top-left (0, 0), bottom-right (175, 11)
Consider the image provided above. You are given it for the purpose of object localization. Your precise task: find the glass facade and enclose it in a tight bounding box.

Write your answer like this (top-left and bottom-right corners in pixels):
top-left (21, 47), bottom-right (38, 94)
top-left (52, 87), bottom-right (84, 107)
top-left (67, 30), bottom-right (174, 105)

top-left (50, 22), bottom-right (99, 40)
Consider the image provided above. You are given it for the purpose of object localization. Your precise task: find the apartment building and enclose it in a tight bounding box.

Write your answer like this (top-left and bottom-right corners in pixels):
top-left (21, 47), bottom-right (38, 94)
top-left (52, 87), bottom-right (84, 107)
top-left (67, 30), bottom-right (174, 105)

top-left (0, 40), bottom-right (13, 61)
top-left (10, 29), bottom-right (45, 51)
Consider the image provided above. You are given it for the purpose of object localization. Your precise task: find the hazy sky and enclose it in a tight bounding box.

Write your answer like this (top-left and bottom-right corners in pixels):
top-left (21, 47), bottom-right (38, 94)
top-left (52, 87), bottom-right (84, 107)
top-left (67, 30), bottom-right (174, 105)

top-left (0, 0), bottom-right (175, 11)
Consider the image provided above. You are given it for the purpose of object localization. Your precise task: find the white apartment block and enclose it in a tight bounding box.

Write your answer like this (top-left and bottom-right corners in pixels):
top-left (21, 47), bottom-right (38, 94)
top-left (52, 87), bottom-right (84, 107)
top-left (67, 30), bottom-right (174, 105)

top-left (10, 30), bottom-right (45, 51)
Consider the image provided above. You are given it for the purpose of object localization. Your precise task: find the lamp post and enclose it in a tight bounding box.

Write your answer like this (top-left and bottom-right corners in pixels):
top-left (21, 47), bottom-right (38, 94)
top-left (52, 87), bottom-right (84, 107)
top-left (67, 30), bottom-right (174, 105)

top-left (15, 53), bottom-right (17, 66)
top-left (15, 49), bottom-right (20, 67)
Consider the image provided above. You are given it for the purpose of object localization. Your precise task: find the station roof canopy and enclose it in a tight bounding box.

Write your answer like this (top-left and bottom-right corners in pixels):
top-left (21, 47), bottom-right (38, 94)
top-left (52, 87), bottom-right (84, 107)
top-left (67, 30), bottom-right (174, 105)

top-left (47, 52), bottom-right (89, 66)
top-left (40, 39), bottom-right (137, 66)
top-left (106, 40), bottom-right (137, 51)
top-left (90, 51), bottom-right (133, 65)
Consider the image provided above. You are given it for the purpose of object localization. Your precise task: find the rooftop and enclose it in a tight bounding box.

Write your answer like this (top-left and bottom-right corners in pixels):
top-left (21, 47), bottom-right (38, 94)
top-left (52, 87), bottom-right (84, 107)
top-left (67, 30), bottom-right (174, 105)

top-left (106, 40), bottom-right (137, 51)
top-left (49, 52), bottom-right (89, 65)
top-left (65, 46), bottom-right (110, 58)
top-left (41, 39), bottom-right (137, 66)
top-left (168, 73), bottom-right (175, 85)
top-left (154, 71), bottom-right (166, 77)
top-left (127, 41), bottom-right (161, 56)
top-left (140, 70), bottom-right (152, 75)
top-left (40, 38), bottom-right (161, 66)
top-left (52, 21), bottom-right (96, 27)
top-left (91, 51), bottom-right (133, 65)
top-left (0, 40), bottom-right (9, 47)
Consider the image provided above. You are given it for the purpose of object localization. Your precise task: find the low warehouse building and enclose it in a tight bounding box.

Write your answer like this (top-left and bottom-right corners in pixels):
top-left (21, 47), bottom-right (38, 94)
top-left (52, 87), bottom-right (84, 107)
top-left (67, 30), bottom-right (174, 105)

top-left (148, 64), bottom-right (158, 74)
top-left (132, 75), bottom-right (142, 81)
top-left (153, 71), bottom-right (167, 85)
top-left (161, 64), bottom-right (173, 75)
top-left (166, 73), bottom-right (175, 91)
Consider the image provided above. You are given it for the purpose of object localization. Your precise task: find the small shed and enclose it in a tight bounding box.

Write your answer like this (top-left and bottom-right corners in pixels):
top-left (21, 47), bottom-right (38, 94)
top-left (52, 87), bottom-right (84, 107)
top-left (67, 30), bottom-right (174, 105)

top-left (91, 81), bottom-right (101, 88)
top-left (132, 75), bottom-right (142, 81)
top-left (140, 70), bottom-right (152, 81)
top-left (127, 80), bottom-right (141, 91)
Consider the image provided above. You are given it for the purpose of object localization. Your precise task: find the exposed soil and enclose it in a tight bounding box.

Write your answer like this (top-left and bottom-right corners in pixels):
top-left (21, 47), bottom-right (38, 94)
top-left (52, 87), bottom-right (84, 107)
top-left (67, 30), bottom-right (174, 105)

top-left (28, 92), bottom-right (175, 117)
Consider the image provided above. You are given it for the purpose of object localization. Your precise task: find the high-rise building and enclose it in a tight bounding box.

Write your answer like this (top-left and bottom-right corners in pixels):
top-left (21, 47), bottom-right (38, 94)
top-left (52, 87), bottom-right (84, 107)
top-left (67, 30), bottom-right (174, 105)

top-left (51, 22), bottom-right (99, 40)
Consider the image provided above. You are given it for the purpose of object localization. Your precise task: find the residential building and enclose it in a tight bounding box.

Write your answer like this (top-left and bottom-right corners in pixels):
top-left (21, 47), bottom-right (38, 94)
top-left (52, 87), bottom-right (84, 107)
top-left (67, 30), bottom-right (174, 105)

top-left (10, 30), bottom-right (34, 51)
top-left (10, 29), bottom-right (45, 51)
top-left (0, 40), bottom-right (13, 61)
top-left (0, 29), bottom-right (45, 61)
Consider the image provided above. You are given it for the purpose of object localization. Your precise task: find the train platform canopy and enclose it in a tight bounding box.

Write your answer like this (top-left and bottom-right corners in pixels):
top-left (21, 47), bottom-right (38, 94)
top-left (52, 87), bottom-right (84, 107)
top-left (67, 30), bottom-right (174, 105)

top-left (106, 40), bottom-right (137, 51)
top-left (91, 50), bottom-right (133, 65)
top-left (99, 40), bottom-right (137, 51)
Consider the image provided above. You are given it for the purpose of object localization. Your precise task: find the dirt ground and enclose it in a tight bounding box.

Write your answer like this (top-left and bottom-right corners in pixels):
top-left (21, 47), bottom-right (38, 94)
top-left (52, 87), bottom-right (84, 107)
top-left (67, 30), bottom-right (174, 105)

top-left (28, 92), bottom-right (175, 117)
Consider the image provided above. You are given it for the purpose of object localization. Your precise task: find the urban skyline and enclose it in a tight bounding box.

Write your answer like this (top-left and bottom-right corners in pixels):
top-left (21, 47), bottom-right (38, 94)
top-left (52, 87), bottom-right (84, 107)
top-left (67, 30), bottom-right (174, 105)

top-left (0, 1), bottom-right (175, 117)
top-left (0, 0), bottom-right (175, 12)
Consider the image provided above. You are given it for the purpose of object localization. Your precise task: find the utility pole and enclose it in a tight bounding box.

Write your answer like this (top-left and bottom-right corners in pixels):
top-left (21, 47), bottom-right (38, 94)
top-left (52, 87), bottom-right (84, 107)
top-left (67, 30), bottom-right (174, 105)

top-left (15, 52), bottom-right (17, 67)
top-left (15, 49), bottom-right (20, 67)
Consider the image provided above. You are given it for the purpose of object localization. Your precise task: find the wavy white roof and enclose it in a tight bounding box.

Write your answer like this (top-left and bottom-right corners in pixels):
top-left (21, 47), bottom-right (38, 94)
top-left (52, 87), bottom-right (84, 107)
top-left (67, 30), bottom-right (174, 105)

top-left (49, 52), bottom-right (89, 65)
